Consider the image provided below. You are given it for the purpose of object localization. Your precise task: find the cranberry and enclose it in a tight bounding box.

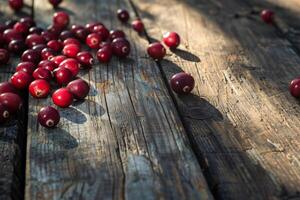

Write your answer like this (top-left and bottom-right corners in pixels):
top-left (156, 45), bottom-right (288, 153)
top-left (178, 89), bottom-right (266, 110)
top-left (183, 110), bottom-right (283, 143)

top-left (111, 38), bottom-right (130, 58)
top-left (20, 17), bottom-right (35, 28)
top-left (163, 32), bottom-right (180, 49)
top-left (59, 30), bottom-right (74, 41)
top-left (29, 79), bottom-right (50, 98)
top-left (38, 106), bottom-right (60, 128)
top-left (9, 0), bottom-right (23, 11)
top-left (47, 24), bottom-right (63, 35)
top-left (16, 62), bottom-right (35, 74)
top-left (289, 78), bottom-right (300, 98)
top-left (32, 44), bottom-right (47, 54)
top-left (48, 0), bottom-right (62, 8)
top-left (47, 40), bottom-right (62, 52)
top-left (63, 38), bottom-right (81, 47)
top-left (53, 11), bottom-right (70, 28)
top-left (26, 34), bottom-right (46, 48)
top-left (62, 44), bottom-right (80, 58)
top-left (0, 34), bottom-right (5, 47)
top-left (0, 25), bottom-right (6, 33)
top-left (67, 79), bottom-right (89, 100)
top-left (38, 60), bottom-right (57, 71)
top-left (41, 47), bottom-right (56, 60)
top-left (76, 51), bottom-right (94, 68)
top-left (71, 25), bottom-right (84, 33)
top-left (109, 30), bottom-right (125, 41)
top-left (97, 46), bottom-right (112, 63)
top-left (29, 27), bottom-right (43, 34)
top-left (10, 71), bottom-right (32, 89)
top-left (117, 9), bottom-right (130, 23)
top-left (0, 82), bottom-right (17, 94)
top-left (13, 22), bottom-right (29, 35)
top-left (85, 22), bottom-right (102, 33)
top-left (92, 25), bottom-right (109, 40)
top-left (33, 67), bottom-right (52, 81)
top-left (52, 88), bottom-right (73, 108)
top-left (0, 49), bottom-right (10, 64)
top-left (0, 92), bottom-right (22, 114)
top-left (3, 29), bottom-right (23, 43)
top-left (21, 49), bottom-right (41, 64)
top-left (8, 40), bottom-right (26, 54)
top-left (0, 104), bottom-right (10, 123)
top-left (59, 58), bottom-right (79, 76)
top-left (51, 55), bottom-right (67, 66)
top-left (147, 42), bottom-right (166, 60)
top-left (99, 41), bottom-right (111, 49)
top-left (54, 67), bottom-right (73, 85)
top-left (261, 9), bottom-right (274, 24)
top-left (41, 31), bottom-right (57, 42)
top-left (132, 19), bottom-right (144, 33)
top-left (74, 28), bottom-right (88, 42)
top-left (170, 72), bottom-right (195, 94)
top-left (86, 33), bottom-right (102, 49)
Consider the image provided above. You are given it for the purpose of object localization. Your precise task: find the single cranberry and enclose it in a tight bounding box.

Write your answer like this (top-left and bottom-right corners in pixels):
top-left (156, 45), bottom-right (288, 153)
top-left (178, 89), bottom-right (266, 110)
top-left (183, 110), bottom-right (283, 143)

top-left (132, 19), bottom-right (144, 33)
top-left (76, 51), bottom-right (94, 68)
top-left (5, 20), bottom-right (17, 28)
top-left (38, 106), bottom-right (60, 128)
top-left (3, 29), bottom-right (23, 43)
top-left (289, 78), bottom-right (300, 98)
top-left (86, 33), bottom-right (102, 49)
top-left (74, 28), bottom-right (88, 42)
top-left (29, 79), bottom-right (51, 98)
top-left (109, 30), bottom-right (125, 41)
top-left (62, 44), bottom-right (80, 58)
top-left (26, 34), bottom-right (46, 48)
top-left (63, 38), bottom-right (81, 47)
top-left (47, 24), bottom-right (63, 35)
top-left (163, 32), bottom-right (180, 49)
top-left (147, 42), bottom-right (166, 60)
top-left (99, 41), bottom-right (111, 49)
top-left (9, 0), bottom-right (23, 11)
top-left (59, 30), bottom-right (74, 41)
top-left (67, 79), bottom-right (89, 100)
top-left (21, 49), bottom-right (41, 64)
top-left (0, 49), bottom-right (10, 64)
top-left (92, 25), bottom-right (109, 40)
top-left (47, 40), bottom-right (63, 52)
top-left (59, 58), bottom-right (79, 76)
top-left (53, 11), bottom-right (70, 28)
top-left (13, 22), bottom-right (29, 35)
top-left (97, 46), bottom-right (112, 63)
top-left (41, 47), bottom-right (56, 60)
top-left (0, 104), bottom-right (10, 123)
top-left (48, 0), bottom-right (62, 8)
top-left (51, 55), bottom-right (67, 66)
top-left (117, 9), bottom-right (130, 23)
top-left (52, 88), bottom-right (73, 108)
top-left (20, 17), bottom-right (36, 28)
top-left (0, 82), bottom-right (17, 94)
top-left (54, 67), bottom-right (73, 85)
top-left (29, 27), bottom-right (43, 34)
top-left (10, 71), bottom-right (32, 89)
top-left (261, 9), bottom-right (274, 24)
top-left (0, 92), bottom-right (22, 114)
top-left (170, 72), bottom-right (195, 94)
top-left (41, 30), bottom-right (58, 42)
top-left (8, 40), bottom-right (26, 54)
top-left (16, 61), bottom-right (35, 74)
top-left (71, 25), bottom-right (84, 33)
top-left (38, 60), bottom-right (58, 71)
top-left (32, 44), bottom-right (47, 54)
top-left (111, 38), bottom-right (130, 58)
top-left (33, 67), bottom-right (52, 81)
top-left (85, 22), bottom-right (102, 33)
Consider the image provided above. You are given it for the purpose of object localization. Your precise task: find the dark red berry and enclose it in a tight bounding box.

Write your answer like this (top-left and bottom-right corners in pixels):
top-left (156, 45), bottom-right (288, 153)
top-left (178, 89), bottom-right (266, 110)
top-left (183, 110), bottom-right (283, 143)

top-left (86, 33), bottom-right (102, 49)
top-left (163, 32), bottom-right (180, 49)
top-left (0, 92), bottom-right (22, 113)
top-left (59, 30), bottom-right (74, 41)
top-left (29, 79), bottom-right (50, 98)
top-left (21, 49), bottom-right (41, 64)
top-left (38, 60), bottom-right (57, 71)
top-left (8, 40), bottom-right (26, 54)
top-left (0, 104), bottom-right (10, 123)
top-left (33, 67), bottom-right (52, 81)
top-left (261, 9), bottom-right (274, 24)
top-left (38, 106), bottom-right (60, 128)
top-left (51, 55), bottom-right (67, 66)
top-left (76, 51), bottom-right (94, 68)
top-left (85, 22), bottom-right (102, 33)
top-left (71, 25), bottom-right (84, 33)
top-left (63, 44), bottom-right (80, 58)
top-left (20, 17), bottom-right (35, 28)
top-left (147, 42), bottom-right (166, 60)
top-left (41, 47), bottom-right (56, 60)
top-left (67, 79), bottom-right (89, 100)
top-left (97, 46), bottom-right (112, 63)
top-left (170, 72), bottom-right (195, 95)
top-left (26, 34), bottom-right (46, 48)
top-left (54, 67), bottom-right (73, 85)
top-left (0, 49), bottom-right (10, 64)
top-left (0, 82), bottom-right (17, 94)
top-left (63, 38), bottom-right (81, 47)
top-left (92, 25), bottom-right (109, 40)
top-left (16, 61), bottom-right (35, 74)
top-left (32, 44), bottom-right (47, 54)
top-left (41, 30), bottom-right (58, 42)
top-left (9, 0), bottom-right (23, 11)
top-left (290, 78), bottom-right (300, 98)
top-left (47, 24), bottom-right (63, 35)
top-left (74, 28), bottom-right (88, 42)
top-left (29, 27), bottom-right (43, 34)
top-left (111, 38), bottom-right (130, 58)
top-left (117, 9), bottom-right (129, 23)
top-left (132, 19), bottom-right (144, 33)
top-left (10, 71), bottom-right (32, 89)
top-left (3, 29), bottom-right (23, 43)
top-left (13, 21), bottom-right (29, 35)
top-left (48, 0), bottom-right (62, 8)
top-left (53, 11), bottom-right (70, 28)
top-left (47, 40), bottom-right (63, 52)
top-left (52, 88), bottom-right (73, 108)
top-left (59, 58), bottom-right (79, 76)
top-left (109, 30), bottom-right (125, 41)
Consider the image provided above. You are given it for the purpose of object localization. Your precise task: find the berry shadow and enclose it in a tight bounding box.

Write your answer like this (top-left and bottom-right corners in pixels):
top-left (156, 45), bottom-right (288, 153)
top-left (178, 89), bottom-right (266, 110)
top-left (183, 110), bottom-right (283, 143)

top-left (170, 48), bottom-right (201, 63)
top-left (73, 99), bottom-right (106, 117)
top-left (45, 127), bottom-right (78, 149)
top-left (59, 106), bottom-right (87, 124)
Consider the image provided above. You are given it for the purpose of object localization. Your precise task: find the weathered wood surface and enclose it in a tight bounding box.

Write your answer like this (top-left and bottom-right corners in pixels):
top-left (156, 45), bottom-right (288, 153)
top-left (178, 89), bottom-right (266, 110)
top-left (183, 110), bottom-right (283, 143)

top-left (132, 0), bottom-right (300, 199)
top-left (25, 0), bottom-right (213, 199)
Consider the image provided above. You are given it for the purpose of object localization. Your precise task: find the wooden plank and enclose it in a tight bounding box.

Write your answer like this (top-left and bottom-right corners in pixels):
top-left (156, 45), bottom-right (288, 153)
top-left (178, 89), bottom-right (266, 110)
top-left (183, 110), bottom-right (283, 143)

top-left (131, 0), bottom-right (300, 199)
top-left (25, 0), bottom-right (213, 199)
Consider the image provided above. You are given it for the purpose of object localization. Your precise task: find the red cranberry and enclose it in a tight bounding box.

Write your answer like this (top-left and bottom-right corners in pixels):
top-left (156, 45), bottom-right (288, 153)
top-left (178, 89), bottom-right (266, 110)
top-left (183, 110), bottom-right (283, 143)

top-left (111, 38), bottom-right (130, 58)
top-left (289, 78), bottom-right (300, 98)
top-left (41, 47), bottom-right (56, 60)
top-left (170, 72), bottom-right (195, 95)
top-left (54, 67), bottom-right (73, 85)
top-left (0, 49), bottom-right (10, 64)
top-left (0, 82), bottom-right (17, 94)
top-left (38, 106), bottom-right (60, 128)
top-left (48, 0), bottom-right (62, 8)
top-left (86, 33), bottom-right (102, 49)
top-left (0, 92), bottom-right (22, 113)
top-left (53, 11), bottom-right (70, 28)
top-left (47, 40), bottom-right (62, 52)
top-left (62, 44), bottom-right (80, 58)
top-left (67, 79), bottom-right (89, 100)
top-left (13, 22), bottom-right (29, 35)
top-left (33, 67), bottom-right (52, 81)
top-left (41, 31), bottom-right (57, 42)
top-left (10, 71), bottom-right (32, 89)
top-left (71, 25), bottom-right (84, 33)
top-left (3, 29), bottom-right (23, 43)
top-left (38, 60), bottom-right (57, 71)
top-left (29, 27), bottom-right (43, 34)
top-left (261, 9), bottom-right (274, 24)
top-left (92, 25), bottom-right (109, 40)
top-left (59, 30), bottom-right (74, 41)
top-left (117, 9), bottom-right (130, 23)
top-left (8, 40), bottom-right (26, 54)
top-left (32, 44), bottom-right (46, 53)
top-left (52, 88), bottom-right (73, 108)
top-left (85, 22), bottom-right (102, 33)
top-left (0, 25), bottom-right (7, 33)
top-left (29, 79), bottom-right (50, 98)
top-left (26, 34), bottom-right (46, 48)
top-left (109, 30), bottom-right (125, 41)
top-left (63, 38), bottom-right (81, 47)
top-left (20, 17), bottom-right (35, 28)
top-left (9, 0), bottom-right (23, 11)
top-left (76, 51), bottom-right (94, 68)
top-left (147, 42), bottom-right (166, 60)
top-left (59, 58), bottom-right (79, 76)
top-left (132, 19), bottom-right (144, 33)
top-left (0, 104), bottom-right (10, 123)
top-left (21, 49), bottom-right (41, 64)
top-left (163, 32), bottom-right (180, 49)
top-left (51, 55), bottom-right (67, 66)
top-left (16, 61), bottom-right (35, 74)
top-left (97, 46), bottom-right (112, 63)
top-left (99, 41), bottom-right (111, 49)
top-left (75, 28), bottom-right (88, 42)
top-left (47, 24), bottom-right (63, 35)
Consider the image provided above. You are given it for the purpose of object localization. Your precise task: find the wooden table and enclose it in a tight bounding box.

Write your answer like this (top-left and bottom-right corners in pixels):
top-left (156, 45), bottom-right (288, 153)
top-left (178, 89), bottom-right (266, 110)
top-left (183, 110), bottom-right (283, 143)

top-left (1, 0), bottom-right (300, 199)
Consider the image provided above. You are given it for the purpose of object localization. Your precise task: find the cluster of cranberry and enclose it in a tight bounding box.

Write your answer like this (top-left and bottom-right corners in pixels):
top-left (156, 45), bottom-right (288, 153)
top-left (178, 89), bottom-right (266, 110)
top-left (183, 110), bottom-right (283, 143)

top-left (8, 0), bottom-right (63, 11)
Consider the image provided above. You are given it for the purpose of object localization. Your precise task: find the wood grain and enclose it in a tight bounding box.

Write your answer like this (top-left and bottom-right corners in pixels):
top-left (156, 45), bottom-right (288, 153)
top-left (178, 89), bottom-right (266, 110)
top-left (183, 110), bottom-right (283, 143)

top-left (131, 0), bottom-right (300, 199)
top-left (25, 0), bottom-right (213, 199)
